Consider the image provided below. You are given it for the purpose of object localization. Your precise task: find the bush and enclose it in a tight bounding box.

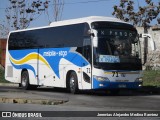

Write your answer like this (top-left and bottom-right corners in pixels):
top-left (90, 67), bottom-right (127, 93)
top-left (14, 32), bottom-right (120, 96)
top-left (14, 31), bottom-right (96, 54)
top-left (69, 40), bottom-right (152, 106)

top-left (0, 68), bottom-right (9, 83)
top-left (143, 70), bottom-right (160, 87)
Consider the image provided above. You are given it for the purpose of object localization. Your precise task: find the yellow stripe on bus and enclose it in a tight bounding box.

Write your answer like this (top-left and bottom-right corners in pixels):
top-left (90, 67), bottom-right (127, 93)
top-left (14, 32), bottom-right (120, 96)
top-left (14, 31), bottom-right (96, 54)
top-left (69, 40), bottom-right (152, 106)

top-left (9, 53), bottom-right (51, 69)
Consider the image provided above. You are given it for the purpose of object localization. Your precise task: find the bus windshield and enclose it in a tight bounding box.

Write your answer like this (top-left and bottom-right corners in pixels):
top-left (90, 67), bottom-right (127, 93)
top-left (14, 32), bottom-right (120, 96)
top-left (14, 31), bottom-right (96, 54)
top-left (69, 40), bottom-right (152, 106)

top-left (96, 30), bottom-right (140, 58)
top-left (92, 22), bottom-right (142, 70)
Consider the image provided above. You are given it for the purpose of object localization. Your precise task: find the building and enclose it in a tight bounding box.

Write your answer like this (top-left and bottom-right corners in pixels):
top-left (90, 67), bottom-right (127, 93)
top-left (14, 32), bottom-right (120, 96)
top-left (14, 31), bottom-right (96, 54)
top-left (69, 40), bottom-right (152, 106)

top-left (0, 38), bottom-right (7, 67)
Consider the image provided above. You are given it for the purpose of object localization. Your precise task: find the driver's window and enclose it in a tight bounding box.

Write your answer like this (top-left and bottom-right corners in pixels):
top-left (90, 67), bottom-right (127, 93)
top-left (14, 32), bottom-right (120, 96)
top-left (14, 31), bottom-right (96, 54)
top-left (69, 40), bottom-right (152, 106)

top-left (83, 38), bottom-right (91, 63)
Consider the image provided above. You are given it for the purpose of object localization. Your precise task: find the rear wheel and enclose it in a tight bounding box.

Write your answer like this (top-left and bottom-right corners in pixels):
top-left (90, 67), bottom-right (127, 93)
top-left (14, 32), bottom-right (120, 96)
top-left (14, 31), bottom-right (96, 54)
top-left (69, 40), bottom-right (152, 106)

top-left (69, 72), bottom-right (79, 94)
top-left (21, 71), bottom-right (31, 90)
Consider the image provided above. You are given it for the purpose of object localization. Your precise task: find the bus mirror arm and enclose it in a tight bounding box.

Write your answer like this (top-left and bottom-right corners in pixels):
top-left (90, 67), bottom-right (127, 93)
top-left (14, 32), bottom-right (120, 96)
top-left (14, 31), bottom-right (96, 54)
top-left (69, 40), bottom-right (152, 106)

top-left (139, 33), bottom-right (151, 38)
top-left (93, 37), bottom-right (98, 48)
top-left (139, 33), bottom-right (156, 51)
top-left (87, 30), bottom-right (95, 37)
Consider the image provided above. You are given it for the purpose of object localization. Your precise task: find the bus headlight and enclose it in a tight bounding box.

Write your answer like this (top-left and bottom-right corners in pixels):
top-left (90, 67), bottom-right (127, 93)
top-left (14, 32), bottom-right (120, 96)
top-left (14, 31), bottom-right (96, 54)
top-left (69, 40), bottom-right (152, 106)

top-left (93, 76), bottom-right (110, 82)
top-left (135, 78), bottom-right (143, 82)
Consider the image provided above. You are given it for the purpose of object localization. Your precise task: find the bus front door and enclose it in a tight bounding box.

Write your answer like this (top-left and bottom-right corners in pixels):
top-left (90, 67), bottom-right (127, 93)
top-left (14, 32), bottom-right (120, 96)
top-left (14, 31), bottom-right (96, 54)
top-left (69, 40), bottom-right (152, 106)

top-left (81, 38), bottom-right (92, 89)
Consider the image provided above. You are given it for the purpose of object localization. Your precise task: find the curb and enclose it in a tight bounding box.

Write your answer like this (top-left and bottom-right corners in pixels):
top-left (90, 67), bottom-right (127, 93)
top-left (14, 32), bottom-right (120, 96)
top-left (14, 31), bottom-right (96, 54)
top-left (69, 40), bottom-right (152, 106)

top-left (0, 83), bottom-right (18, 87)
top-left (0, 83), bottom-right (69, 105)
top-left (0, 97), bottom-right (68, 105)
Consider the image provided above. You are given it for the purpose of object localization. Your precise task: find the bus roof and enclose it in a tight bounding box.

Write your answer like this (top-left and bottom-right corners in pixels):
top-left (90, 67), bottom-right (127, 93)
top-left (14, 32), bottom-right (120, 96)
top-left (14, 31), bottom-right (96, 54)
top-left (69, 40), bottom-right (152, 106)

top-left (9, 16), bottom-right (129, 33)
top-left (50, 16), bottom-right (127, 27)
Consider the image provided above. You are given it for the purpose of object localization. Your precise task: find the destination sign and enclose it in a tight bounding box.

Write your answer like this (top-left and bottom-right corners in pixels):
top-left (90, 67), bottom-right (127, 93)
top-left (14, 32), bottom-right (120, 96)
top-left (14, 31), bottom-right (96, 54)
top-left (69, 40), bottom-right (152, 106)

top-left (97, 29), bottom-right (137, 38)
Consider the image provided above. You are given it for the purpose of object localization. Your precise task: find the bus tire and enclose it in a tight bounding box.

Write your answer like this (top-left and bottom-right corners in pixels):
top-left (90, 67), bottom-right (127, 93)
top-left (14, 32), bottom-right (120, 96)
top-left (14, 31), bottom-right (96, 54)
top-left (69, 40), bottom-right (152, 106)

top-left (69, 72), bottom-right (79, 94)
top-left (18, 83), bottom-right (22, 87)
top-left (21, 71), bottom-right (31, 90)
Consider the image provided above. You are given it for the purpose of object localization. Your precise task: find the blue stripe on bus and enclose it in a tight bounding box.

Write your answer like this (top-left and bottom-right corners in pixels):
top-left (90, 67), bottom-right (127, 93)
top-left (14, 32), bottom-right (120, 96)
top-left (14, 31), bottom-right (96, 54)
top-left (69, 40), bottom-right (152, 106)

top-left (39, 48), bottom-right (89, 78)
top-left (93, 78), bottom-right (141, 89)
top-left (10, 60), bottom-right (36, 76)
top-left (9, 47), bottom-right (89, 78)
top-left (9, 49), bottom-right (38, 60)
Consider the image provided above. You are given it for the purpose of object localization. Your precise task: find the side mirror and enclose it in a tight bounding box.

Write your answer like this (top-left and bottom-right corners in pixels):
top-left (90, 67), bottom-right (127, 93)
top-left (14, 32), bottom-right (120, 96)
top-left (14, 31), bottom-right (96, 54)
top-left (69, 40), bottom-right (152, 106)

top-left (139, 33), bottom-right (156, 51)
top-left (93, 37), bottom-right (98, 48)
top-left (87, 30), bottom-right (95, 37)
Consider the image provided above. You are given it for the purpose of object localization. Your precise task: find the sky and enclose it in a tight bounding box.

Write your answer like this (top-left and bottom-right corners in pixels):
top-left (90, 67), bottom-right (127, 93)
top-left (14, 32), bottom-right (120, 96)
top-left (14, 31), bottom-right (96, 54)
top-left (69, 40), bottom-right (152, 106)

top-left (0, 0), bottom-right (160, 30)
top-left (29, 0), bottom-right (118, 28)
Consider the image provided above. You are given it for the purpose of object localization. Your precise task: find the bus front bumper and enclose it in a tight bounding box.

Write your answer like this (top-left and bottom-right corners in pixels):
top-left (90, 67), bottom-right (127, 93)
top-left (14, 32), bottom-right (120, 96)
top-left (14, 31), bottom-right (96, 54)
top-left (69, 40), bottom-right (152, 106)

top-left (93, 78), bottom-right (142, 90)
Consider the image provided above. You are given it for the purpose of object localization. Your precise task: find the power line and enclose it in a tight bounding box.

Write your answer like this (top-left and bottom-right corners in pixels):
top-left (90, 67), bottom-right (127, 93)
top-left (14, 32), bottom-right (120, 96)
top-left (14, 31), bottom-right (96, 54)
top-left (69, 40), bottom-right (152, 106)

top-left (48, 0), bottom-right (112, 7)
top-left (64, 0), bottom-right (112, 5)
top-left (0, 0), bottom-right (112, 9)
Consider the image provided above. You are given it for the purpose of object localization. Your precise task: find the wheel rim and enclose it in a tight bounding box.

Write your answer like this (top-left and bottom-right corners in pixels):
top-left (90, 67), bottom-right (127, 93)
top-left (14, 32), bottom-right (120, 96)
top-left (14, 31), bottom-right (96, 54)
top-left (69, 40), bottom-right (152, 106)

top-left (70, 76), bottom-right (75, 91)
top-left (22, 74), bottom-right (27, 87)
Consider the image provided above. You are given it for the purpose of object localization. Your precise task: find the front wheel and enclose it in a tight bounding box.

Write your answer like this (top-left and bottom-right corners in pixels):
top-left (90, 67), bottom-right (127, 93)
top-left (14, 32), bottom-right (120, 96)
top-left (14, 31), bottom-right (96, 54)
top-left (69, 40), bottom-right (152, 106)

top-left (69, 72), bottom-right (79, 94)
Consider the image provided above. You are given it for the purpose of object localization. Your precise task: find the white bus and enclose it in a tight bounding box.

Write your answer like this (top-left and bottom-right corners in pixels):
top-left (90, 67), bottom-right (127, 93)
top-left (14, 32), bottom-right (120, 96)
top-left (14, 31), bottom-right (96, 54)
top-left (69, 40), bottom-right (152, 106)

top-left (5, 16), bottom-right (143, 94)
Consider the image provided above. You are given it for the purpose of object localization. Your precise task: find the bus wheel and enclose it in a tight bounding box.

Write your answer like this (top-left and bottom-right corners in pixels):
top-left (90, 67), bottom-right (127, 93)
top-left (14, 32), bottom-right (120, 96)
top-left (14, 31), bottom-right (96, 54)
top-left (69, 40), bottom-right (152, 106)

top-left (21, 71), bottom-right (31, 90)
top-left (69, 72), bottom-right (79, 94)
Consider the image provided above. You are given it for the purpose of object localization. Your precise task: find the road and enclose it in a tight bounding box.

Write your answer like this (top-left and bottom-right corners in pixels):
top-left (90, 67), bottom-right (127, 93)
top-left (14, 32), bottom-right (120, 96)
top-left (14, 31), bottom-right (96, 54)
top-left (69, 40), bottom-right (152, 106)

top-left (0, 85), bottom-right (160, 120)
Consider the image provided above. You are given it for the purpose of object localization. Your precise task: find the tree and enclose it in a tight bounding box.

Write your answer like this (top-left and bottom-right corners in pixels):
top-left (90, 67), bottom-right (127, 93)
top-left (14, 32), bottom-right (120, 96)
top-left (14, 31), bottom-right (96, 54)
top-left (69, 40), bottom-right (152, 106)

top-left (5, 0), bottom-right (64, 31)
top-left (53, 0), bottom-right (64, 21)
top-left (5, 0), bottom-right (49, 30)
top-left (112, 0), bottom-right (160, 65)
top-left (45, 0), bottom-right (64, 23)
top-left (0, 21), bottom-right (9, 38)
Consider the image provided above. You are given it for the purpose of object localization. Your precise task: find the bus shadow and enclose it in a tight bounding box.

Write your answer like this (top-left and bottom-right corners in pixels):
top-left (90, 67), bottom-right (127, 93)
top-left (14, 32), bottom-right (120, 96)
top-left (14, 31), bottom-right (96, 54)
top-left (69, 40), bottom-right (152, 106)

top-left (82, 87), bottom-right (160, 96)
top-left (85, 86), bottom-right (160, 96)
top-left (36, 87), bottom-right (69, 93)
top-left (135, 86), bottom-right (160, 96)
top-left (35, 86), bottom-right (160, 96)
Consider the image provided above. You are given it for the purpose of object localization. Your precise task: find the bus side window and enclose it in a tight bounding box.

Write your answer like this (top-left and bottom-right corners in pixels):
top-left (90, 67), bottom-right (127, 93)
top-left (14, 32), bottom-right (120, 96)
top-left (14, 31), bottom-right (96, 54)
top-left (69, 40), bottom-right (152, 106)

top-left (83, 38), bottom-right (91, 63)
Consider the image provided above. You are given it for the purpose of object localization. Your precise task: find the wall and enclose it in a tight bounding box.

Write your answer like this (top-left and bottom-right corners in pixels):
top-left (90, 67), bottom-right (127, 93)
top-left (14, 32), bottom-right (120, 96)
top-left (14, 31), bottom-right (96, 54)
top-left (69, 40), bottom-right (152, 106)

top-left (0, 38), bottom-right (7, 67)
top-left (137, 27), bottom-right (160, 70)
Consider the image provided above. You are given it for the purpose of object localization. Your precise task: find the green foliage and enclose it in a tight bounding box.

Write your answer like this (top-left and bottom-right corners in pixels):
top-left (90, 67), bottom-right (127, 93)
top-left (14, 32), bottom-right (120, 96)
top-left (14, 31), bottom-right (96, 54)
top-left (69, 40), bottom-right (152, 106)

top-left (143, 70), bottom-right (160, 87)
top-left (6, 0), bottom-right (50, 30)
top-left (112, 0), bottom-right (160, 27)
top-left (0, 68), bottom-right (9, 83)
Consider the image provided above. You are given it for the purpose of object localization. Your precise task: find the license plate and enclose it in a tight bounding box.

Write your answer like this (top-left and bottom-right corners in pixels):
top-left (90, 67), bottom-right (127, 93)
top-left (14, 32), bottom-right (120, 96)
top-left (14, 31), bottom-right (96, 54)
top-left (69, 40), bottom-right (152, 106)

top-left (116, 80), bottom-right (129, 82)
top-left (118, 84), bottom-right (126, 88)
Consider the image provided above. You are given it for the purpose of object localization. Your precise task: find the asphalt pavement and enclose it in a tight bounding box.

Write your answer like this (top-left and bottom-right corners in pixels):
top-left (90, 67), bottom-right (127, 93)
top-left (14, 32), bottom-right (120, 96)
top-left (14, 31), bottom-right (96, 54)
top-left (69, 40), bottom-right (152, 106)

top-left (0, 83), bottom-right (160, 120)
